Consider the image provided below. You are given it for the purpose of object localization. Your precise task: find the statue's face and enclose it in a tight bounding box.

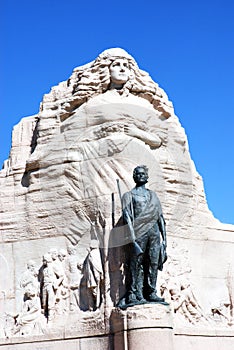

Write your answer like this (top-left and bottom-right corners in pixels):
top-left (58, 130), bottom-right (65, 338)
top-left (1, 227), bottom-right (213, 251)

top-left (50, 249), bottom-right (58, 260)
top-left (68, 247), bottom-right (76, 255)
top-left (133, 167), bottom-right (148, 185)
top-left (28, 262), bottom-right (36, 272)
top-left (109, 58), bottom-right (131, 85)
top-left (58, 253), bottom-right (66, 261)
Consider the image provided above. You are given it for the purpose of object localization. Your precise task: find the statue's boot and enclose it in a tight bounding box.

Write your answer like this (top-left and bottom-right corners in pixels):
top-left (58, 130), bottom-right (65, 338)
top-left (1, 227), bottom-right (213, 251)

top-left (145, 264), bottom-right (164, 302)
top-left (147, 293), bottom-right (165, 302)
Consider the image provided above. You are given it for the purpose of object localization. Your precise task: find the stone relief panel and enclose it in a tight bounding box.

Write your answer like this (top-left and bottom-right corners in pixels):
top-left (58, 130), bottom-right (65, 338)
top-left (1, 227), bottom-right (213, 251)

top-left (1, 238), bottom-right (104, 338)
top-left (160, 241), bottom-right (234, 329)
top-left (209, 265), bottom-right (234, 327)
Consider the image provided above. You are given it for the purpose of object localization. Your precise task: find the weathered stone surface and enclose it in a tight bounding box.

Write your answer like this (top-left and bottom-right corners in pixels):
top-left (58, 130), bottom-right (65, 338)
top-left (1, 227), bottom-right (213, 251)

top-left (0, 48), bottom-right (234, 349)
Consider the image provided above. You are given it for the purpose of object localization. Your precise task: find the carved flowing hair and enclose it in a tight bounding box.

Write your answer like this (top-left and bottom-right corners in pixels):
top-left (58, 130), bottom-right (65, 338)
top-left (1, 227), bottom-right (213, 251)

top-left (66, 48), bottom-right (172, 117)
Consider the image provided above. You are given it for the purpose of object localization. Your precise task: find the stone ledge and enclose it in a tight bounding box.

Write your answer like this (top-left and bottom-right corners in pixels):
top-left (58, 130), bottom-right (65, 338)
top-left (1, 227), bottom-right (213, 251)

top-left (174, 326), bottom-right (234, 337)
top-left (110, 304), bottom-right (173, 333)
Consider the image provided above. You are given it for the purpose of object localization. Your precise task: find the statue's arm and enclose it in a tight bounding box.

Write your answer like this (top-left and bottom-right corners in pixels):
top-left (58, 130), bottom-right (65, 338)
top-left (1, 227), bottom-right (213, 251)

top-left (122, 193), bottom-right (136, 243)
top-left (122, 193), bottom-right (133, 223)
top-left (123, 207), bottom-right (134, 234)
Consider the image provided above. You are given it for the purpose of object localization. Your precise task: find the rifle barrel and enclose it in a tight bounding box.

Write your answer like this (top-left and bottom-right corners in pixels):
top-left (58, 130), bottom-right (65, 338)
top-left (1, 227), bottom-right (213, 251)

top-left (111, 192), bottom-right (115, 228)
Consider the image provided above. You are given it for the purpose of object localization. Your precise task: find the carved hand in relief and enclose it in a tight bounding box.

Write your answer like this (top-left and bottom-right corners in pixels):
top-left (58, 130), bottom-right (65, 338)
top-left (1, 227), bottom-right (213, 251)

top-left (124, 123), bottom-right (162, 148)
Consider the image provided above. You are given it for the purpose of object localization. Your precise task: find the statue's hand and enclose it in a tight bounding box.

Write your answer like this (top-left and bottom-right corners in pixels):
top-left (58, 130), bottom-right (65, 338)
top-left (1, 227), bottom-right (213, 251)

top-left (124, 124), bottom-right (141, 138)
top-left (124, 124), bottom-right (162, 148)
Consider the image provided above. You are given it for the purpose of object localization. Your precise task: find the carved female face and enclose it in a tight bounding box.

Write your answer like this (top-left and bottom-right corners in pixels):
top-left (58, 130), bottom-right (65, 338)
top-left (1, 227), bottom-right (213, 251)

top-left (109, 58), bottom-right (131, 86)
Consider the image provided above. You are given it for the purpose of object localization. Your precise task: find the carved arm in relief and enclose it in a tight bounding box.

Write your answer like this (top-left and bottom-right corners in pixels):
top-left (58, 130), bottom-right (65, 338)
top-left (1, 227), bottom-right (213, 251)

top-left (124, 123), bottom-right (162, 148)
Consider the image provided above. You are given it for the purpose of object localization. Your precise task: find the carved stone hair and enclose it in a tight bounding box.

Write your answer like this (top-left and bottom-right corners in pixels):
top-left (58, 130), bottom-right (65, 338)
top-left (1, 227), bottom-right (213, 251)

top-left (66, 48), bottom-right (172, 118)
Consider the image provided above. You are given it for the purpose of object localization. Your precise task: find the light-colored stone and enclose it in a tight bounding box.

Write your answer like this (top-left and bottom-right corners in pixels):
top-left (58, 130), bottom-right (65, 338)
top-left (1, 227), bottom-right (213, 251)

top-left (111, 304), bottom-right (174, 350)
top-left (0, 48), bottom-right (234, 349)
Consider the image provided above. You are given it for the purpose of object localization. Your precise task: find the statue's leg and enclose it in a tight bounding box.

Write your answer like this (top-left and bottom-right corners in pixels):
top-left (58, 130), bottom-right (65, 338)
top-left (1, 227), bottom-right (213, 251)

top-left (126, 234), bottom-right (147, 304)
top-left (47, 284), bottom-right (56, 320)
top-left (144, 227), bottom-right (164, 302)
top-left (41, 286), bottom-right (47, 315)
top-left (135, 262), bottom-right (145, 301)
top-left (126, 253), bottom-right (139, 304)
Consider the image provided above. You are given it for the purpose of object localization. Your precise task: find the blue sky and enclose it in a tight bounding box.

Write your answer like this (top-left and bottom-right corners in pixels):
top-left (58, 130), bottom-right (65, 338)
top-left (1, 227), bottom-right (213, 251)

top-left (1, 0), bottom-right (234, 224)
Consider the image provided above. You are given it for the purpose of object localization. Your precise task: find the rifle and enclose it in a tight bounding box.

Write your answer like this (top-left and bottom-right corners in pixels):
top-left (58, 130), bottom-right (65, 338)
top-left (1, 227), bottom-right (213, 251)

top-left (111, 193), bottom-right (115, 228)
top-left (116, 179), bottom-right (143, 257)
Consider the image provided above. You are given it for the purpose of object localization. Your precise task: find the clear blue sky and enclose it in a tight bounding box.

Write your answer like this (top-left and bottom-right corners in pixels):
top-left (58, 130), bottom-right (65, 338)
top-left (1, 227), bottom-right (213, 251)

top-left (1, 0), bottom-right (234, 224)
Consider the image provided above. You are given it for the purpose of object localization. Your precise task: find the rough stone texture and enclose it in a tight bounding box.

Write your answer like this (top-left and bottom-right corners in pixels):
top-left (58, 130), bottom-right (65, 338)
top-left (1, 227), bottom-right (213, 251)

top-left (0, 48), bottom-right (234, 349)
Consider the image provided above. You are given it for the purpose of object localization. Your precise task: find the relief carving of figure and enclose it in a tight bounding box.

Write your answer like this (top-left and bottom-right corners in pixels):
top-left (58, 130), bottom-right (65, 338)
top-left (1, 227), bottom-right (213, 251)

top-left (67, 48), bottom-right (172, 119)
top-left (81, 240), bottom-right (104, 311)
top-left (170, 278), bottom-right (208, 325)
top-left (31, 48), bottom-right (173, 247)
top-left (49, 248), bottom-right (66, 313)
top-left (13, 287), bottom-right (43, 336)
top-left (66, 245), bottom-right (82, 311)
top-left (20, 260), bottom-right (39, 296)
top-left (40, 253), bottom-right (59, 321)
top-left (63, 48), bottom-right (169, 149)
top-left (160, 250), bottom-right (209, 326)
top-left (4, 286), bottom-right (45, 337)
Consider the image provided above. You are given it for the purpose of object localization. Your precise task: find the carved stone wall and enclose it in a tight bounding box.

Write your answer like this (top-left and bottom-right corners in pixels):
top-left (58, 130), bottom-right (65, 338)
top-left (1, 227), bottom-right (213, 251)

top-left (0, 48), bottom-right (234, 349)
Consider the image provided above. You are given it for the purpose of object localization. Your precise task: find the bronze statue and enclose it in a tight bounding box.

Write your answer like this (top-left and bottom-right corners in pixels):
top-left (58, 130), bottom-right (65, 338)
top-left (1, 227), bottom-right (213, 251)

top-left (118, 165), bottom-right (167, 308)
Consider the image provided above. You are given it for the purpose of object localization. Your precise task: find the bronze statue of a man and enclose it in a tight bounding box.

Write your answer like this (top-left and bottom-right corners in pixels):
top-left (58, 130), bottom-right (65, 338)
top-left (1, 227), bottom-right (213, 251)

top-left (121, 165), bottom-right (167, 306)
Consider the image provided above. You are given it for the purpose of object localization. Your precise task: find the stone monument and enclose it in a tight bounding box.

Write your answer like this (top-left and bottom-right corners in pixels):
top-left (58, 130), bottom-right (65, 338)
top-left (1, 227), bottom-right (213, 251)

top-left (0, 48), bottom-right (234, 349)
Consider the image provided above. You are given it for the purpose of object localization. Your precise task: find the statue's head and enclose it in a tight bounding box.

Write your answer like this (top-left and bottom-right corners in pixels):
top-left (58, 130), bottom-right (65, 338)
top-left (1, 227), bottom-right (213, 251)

top-left (58, 248), bottom-right (67, 261)
top-left (43, 253), bottom-right (52, 265)
top-left (72, 48), bottom-right (137, 96)
top-left (25, 286), bottom-right (37, 298)
top-left (95, 48), bottom-right (136, 88)
top-left (67, 245), bottom-right (76, 255)
top-left (109, 58), bottom-right (132, 88)
top-left (69, 48), bottom-right (172, 118)
top-left (26, 259), bottom-right (36, 272)
top-left (133, 165), bottom-right (149, 185)
top-left (49, 248), bottom-right (58, 260)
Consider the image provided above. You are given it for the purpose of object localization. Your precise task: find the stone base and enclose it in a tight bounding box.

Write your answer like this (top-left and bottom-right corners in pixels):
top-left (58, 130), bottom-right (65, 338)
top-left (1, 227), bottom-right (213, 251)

top-left (110, 303), bottom-right (174, 350)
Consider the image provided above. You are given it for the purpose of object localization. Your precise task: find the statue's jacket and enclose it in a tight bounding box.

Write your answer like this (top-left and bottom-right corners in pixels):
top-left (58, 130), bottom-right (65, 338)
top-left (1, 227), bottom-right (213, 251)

top-left (122, 189), bottom-right (163, 240)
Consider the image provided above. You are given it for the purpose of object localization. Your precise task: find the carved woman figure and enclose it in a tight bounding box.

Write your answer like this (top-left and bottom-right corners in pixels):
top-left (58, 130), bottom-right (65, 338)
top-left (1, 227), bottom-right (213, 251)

top-left (67, 47), bottom-right (172, 119)
top-left (61, 48), bottom-right (172, 149)
top-left (26, 48), bottom-right (172, 258)
top-left (59, 49), bottom-right (171, 218)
